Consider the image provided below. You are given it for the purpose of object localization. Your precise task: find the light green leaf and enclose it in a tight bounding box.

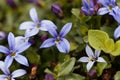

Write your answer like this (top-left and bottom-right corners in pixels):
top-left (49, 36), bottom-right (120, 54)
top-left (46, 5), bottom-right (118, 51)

top-left (104, 38), bottom-right (115, 53)
top-left (71, 8), bottom-right (80, 19)
top-left (88, 30), bottom-right (115, 53)
top-left (88, 30), bottom-right (109, 50)
top-left (97, 62), bottom-right (111, 76)
top-left (111, 40), bottom-right (120, 56)
top-left (58, 73), bottom-right (85, 80)
top-left (114, 71), bottom-right (120, 80)
top-left (70, 42), bottom-right (79, 51)
top-left (57, 58), bottom-right (76, 77)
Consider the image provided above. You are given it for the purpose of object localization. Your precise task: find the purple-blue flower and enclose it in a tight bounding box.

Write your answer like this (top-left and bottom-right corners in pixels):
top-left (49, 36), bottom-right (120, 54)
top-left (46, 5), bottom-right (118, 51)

top-left (20, 8), bottom-right (57, 37)
top-left (0, 61), bottom-right (26, 80)
top-left (109, 6), bottom-right (120, 39)
top-left (40, 23), bottom-right (72, 53)
top-left (0, 32), bottom-right (30, 68)
top-left (81, 0), bottom-right (95, 15)
top-left (97, 0), bottom-right (117, 15)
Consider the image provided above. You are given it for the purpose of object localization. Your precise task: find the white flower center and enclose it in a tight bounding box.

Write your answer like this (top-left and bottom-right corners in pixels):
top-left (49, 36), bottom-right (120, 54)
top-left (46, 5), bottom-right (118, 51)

top-left (55, 36), bottom-right (60, 44)
top-left (89, 57), bottom-right (95, 61)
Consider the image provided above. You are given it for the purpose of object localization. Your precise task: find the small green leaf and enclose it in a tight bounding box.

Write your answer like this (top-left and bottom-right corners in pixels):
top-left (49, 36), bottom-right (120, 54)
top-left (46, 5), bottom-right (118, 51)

top-left (58, 58), bottom-right (76, 77)
top-left (71, 8), bottom-right (80, 19)
top-left (26, 52), bottom-right (40, 64)
top-left (58, 73), bottom-right (85, 80)
top-left (70, 42), bottom-right (78, 51)
top-left (45, 68), bottom-right (55, 75)
top-left (97, 62), bottom-right (111, 76)
top-left (111, 40), bottom-right (120, 56)
top-left (104, 38), bottom-right (115, 53)
top-left (114, 71), bottom-right (120, 80)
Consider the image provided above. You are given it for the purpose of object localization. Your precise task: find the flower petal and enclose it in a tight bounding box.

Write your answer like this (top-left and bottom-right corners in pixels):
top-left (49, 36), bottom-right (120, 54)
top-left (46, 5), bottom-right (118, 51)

top-left (114, 25), bottom-right (120, 39)
top-left (95, 50), bottom-right (101, 58)
top-left (0, 61), bottom-right (10, 74)
top-left (0, 75), bottom-right (7, 79)
top-left (60, 23), bottom-right (72, 37)
top-left (48, 28), bottom-right (58, 37)
top-left (40, 38), bottom-right (55, 48)
top-left (86, 61), bottom-right (95, 72)
top-left (97, 57), bottom-right (106, 62)
top-left (40, 20), bottom-right (57, 31)
top-left (78, 57), bottom-right (89, 62)
top-left (85, 45), bottom-right (94, 57)
top-left (97, 7), bottom-right (109, 15)
top-left (12, 69), bottom-right (26, 78)
top-left (15, 55), bottom-right (29, 66)
top-left (4, 55), bottom-right (13, 68)
top-left (62, 38), bottom-right (70, 53)
top-left (109, 6), bottom-right (120, 23)
top-left (0, 46), bottom-right (9, 54)
top-left (29, 8), bottom-right (39, 22)
top-left (25, 28), bottom-right (39, 37)
top-left (15, 36), bottom-right (29, 46)
top-left (56, 39), bottom-right (70, 53)
top-left (15, 42), bottom-right (31, 54)
top-left (8, 32), bottom-right (15, 50)
top-left (19, 21), bottom-right (35, 30)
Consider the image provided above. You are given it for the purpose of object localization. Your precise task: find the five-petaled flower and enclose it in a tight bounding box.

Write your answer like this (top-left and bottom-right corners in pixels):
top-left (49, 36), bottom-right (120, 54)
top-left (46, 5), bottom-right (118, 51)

top-left (0, 32), bottom-right (30, 68)
top-left (78, 45), bottom-right (106, 72)
top-left (97, 0), bottom-right (117, 15)
top-left (19, 8), bottom-right (57, 37)
top-left (81, 0), bottom-right (95, 15)
top-left (0, 61), bottom-right (26, 80)
top-left (40, 23), bottom-right (72, 53)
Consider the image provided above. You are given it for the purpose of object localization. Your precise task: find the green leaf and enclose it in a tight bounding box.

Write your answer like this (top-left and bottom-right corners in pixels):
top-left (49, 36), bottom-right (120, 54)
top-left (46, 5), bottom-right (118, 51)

top-left (104, 38), bottom-right (115, 53)
top-left (26, 52), bottom-right (40, 64)
top-left (114, 71), bottom-right (120, 80)
top-left (71, 8), bottom-right (80, 19)
top-left (57, 57), bottom-right (76, 77)
top-left (88, 30), bottom-right (115, 53)
top-left (58, 73), bottom-right (85, 80)
top-left (97, 62), bottom-right (111, 76)
top-left (70, 42), bottom-right (79, 51)
top-left (111, 40), bottom-right (120, 56)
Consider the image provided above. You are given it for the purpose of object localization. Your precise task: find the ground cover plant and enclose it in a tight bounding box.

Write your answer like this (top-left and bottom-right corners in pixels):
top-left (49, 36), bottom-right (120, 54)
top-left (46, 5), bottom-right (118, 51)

top-left (0, 0), bottom-right (120, 80)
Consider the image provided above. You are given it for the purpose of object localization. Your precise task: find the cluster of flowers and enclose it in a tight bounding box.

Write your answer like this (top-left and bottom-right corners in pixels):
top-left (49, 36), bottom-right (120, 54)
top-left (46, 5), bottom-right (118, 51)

top-left (0, 8), bottom-right (72, 79)
top-left (1, 0), bottom-right (120, 79)
top-left (81, 0), bottom-right (120, 39)
top-left (78, 0), bottom-right (120, 72)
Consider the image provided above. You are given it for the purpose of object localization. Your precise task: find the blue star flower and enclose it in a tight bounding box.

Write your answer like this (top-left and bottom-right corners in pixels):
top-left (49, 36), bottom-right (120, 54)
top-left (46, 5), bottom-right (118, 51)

top-left (97, 0), bottom-right (117, 15)
top-left (81, 0), bottom-right (95, 15)
top-left (19, 8), bottom-right (57, 37)
top-left (0, 32), bottom-right (31, 68)
top-left (0, 61), bottom-right (26, 80)
top-left (40, 23), bottom-right (72, 53)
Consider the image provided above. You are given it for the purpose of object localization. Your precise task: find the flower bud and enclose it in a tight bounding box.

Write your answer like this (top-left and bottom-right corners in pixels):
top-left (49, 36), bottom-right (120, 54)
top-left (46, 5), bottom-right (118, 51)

top-left (45, 74), bottom-right (54, 80)
top-left (0, 31), bottom-right (7, 40)
top-left (6, 0), bottom-right (17, 8)
top-left (29, 65), bottom-right (37, 79)
top-left (41, 34), bottom-right (48, 42)
top-left (88, 70), bottom-right (97, 78)
top-left (51, 3), bottom-right (64, 18)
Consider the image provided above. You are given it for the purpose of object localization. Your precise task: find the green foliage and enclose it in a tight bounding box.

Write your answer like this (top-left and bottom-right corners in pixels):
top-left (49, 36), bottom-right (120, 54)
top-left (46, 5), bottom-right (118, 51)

top-left (88, 30), bottom-right (120, 56)
top-left (58, 73), bottom-right (85, 80)
top-left (114, 71), bottom-right (120, 80)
